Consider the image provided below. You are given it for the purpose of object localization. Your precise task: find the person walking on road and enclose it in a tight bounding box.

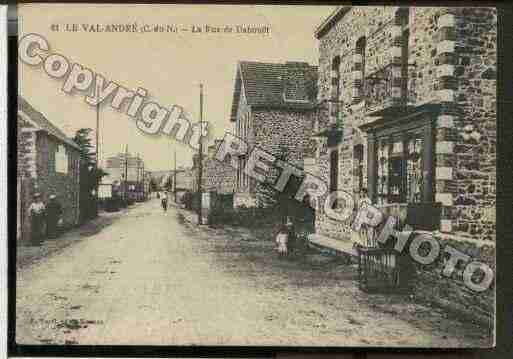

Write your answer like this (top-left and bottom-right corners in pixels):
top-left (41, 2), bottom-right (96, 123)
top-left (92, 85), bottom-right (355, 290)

top-left (161, 191), bottom-right (168, 212)
top-left (46, 194), bottom-right (63, 239)
top-left (28, 193), bottom-right (46, 246)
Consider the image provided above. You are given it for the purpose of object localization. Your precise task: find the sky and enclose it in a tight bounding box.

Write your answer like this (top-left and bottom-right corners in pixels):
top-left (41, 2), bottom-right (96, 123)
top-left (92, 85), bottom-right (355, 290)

top-left (18, 4), bottom-right (336, 171)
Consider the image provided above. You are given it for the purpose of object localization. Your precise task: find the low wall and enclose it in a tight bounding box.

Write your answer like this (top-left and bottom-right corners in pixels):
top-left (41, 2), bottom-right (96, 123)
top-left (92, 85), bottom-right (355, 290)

top-left (312, 202), bottom-right (495, 326)
top-left (413, 234), bottom-right (495, 327)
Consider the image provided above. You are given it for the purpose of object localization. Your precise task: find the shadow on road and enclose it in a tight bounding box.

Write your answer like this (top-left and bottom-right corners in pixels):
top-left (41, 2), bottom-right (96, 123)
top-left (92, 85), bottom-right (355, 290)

top-left (17, 210), bottom-right (124, 269)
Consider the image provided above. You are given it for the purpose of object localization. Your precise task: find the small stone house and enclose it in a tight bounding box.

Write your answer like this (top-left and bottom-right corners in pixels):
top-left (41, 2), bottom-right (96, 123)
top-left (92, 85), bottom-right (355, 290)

top-left (310, 6), bottom-right (496, 323)
top-left (203, 139), bottom-right (236, 195)
top-left (17, 97), bottom-right (81, 242)
top-left (229, 61), bottom-right (318, 207)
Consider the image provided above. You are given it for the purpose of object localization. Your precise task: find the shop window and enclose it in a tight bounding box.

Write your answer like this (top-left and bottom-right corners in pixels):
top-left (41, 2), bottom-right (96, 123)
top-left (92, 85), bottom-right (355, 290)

top-left (376, 134), bottom-right (423, 205)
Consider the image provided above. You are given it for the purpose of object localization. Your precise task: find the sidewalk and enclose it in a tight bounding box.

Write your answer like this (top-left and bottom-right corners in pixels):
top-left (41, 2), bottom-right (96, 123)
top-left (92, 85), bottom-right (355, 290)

top-left (170, 202), bottom-right (204, 225)
top-left (308, 233), bottom-right (357, 258)
top-left (17, 206), bottom-right (129, 269)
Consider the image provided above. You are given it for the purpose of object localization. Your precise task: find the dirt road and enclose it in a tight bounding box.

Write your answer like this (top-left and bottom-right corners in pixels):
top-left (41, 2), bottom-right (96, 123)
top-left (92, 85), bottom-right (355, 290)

top-left (16, 199), bottom-right (490, 346)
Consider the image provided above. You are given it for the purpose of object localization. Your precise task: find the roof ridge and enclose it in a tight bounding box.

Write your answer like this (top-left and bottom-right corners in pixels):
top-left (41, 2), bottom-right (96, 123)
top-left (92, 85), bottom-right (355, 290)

top-left (18, 96), bottom-right (80, 150)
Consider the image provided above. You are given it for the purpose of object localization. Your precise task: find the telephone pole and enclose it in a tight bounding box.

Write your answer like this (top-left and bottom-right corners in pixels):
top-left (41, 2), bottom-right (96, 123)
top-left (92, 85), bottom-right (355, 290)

top-left (124, 144), bottom-right (129, 203)
top-left (136, 153), bottom-right (140, 201)
top-left (174, 149), bottom-right (177, 203)
top-left (95, 102), bottom-right (100, 215)
top-left (197, 84), bottom-right (203, 225)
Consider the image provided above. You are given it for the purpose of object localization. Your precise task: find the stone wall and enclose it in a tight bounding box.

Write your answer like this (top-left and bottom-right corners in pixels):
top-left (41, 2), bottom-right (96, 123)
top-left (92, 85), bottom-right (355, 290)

top-left (313, 6), bottom-right (496, 322)
top-left (203, 156), bottom-right (235, 195)
top-left (17, 115), bottom-right (37, 242)
top-left (451, 8), bottom-right (497, 241)
top-left (316, 7), bottom-right (403, 241)
top-left (36, 133), bottom-right (81, 228)
top-left (252, 108), bottom-right (315, 207)
top-left (233, 80), bottom-right (252, 201)
top-left (413, 233), bottom-right (495, 326)
top-left (314, 6), bottom-right (496, 241)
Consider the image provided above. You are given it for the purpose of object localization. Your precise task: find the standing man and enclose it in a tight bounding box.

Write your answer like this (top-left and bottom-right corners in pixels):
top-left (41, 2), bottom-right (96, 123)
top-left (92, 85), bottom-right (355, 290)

top-left (28, 193), bottom-right (46, 246)
top-left (46, 194), bottom-right (63, 239)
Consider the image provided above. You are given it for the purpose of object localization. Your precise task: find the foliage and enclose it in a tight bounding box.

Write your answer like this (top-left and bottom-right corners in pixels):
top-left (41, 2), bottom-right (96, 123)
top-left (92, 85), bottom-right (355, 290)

top-left (72, 128), bottom-right (108, 221)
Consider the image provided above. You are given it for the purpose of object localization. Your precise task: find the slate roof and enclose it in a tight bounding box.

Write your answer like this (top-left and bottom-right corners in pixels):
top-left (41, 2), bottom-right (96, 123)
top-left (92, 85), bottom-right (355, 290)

top-left (230, 61), bottom-right (318, 121)
top-left (18, 96), bottom-right (81, 150)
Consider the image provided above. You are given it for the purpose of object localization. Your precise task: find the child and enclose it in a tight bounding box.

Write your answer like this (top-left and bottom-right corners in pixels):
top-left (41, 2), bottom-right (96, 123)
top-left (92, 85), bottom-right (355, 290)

top-left (275, 224), bottom-right (289, 257)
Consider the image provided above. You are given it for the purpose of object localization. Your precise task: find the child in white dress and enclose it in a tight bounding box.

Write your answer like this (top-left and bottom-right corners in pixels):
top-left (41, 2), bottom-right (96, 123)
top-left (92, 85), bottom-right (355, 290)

top-left (275, 225), bottom-right (289, 257)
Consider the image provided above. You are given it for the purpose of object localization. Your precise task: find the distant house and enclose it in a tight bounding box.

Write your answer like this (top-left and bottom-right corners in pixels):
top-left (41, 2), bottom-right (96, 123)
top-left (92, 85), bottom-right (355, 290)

top-left (103, 152), bottom-right (146, 201)
top-left (17, 97), bottom-right (81, 242)
top-left (229, 61), bottom-right (318, 207)
top-left (175, 167), bottom-right (195, 192)
top-left (203, 139), bottom-right (236, 195)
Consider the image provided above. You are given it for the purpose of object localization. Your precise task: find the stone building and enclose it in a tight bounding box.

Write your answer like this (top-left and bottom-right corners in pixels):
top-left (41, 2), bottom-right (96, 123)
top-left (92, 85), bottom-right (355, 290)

top-left (17, 97), bottom-right (81, 242)
top-left (202, 139), bottom-right (236, 195)
top-left (229, 61), bottom-right (318, 207)
top-left (310, 6), bottom-right (496, 323)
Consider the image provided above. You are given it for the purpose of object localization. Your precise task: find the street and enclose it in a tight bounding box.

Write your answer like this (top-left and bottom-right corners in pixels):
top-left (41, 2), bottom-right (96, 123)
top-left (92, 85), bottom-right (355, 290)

top-left (16, 199), bottom-right (490, 347)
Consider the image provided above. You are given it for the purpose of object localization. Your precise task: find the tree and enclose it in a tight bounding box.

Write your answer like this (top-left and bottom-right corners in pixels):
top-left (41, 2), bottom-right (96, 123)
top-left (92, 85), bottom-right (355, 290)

top-left (73, 128), bottom-right (108, 222)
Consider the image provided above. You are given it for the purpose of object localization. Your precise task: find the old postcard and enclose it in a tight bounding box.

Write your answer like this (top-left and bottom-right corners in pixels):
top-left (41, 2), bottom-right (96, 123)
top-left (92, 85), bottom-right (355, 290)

top-left (14, 4), bottom-right (496, 347)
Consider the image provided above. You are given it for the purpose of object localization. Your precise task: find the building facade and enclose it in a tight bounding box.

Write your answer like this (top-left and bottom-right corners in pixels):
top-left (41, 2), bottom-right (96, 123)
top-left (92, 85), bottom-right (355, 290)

top-left (202, 139), bottom-right (236, 195)
top-left (230, 61), bottom-right (318, 207)
top-left (17, 97), bottom-right (81, 242)
top-left (311, 6), bottom-right (496, 321)
top-left (103, 152), bottom-right (146, 200)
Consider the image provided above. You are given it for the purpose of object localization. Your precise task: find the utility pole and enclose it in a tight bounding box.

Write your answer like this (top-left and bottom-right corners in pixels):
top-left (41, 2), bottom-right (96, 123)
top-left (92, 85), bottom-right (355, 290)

top-left (197, 83), bottom-right (203, 225)
top-left (95, 102), bottom-right (100, 216)
top-left (174, 149), bottom-right (177, 203)
top-left (136, 152), bottom-right (140, 201)
top-left (124, 144), bottom-right (129, 203)
top-left (142, 161), bottom-right (145, 200)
